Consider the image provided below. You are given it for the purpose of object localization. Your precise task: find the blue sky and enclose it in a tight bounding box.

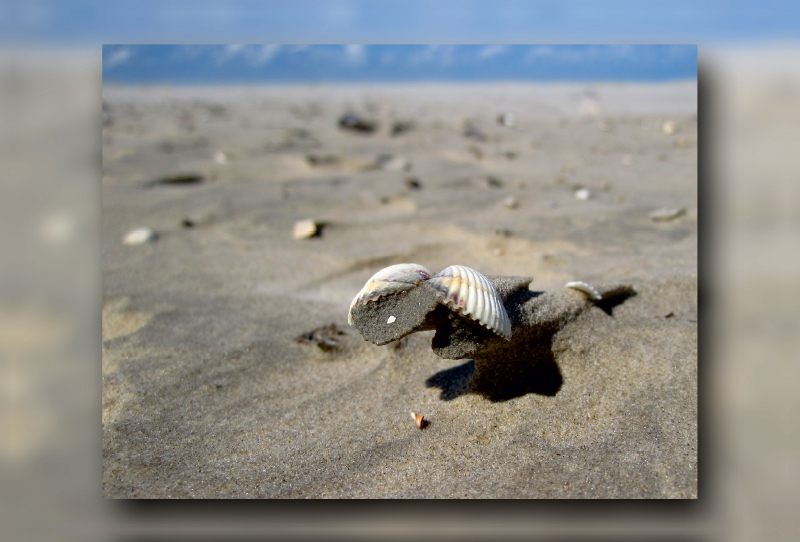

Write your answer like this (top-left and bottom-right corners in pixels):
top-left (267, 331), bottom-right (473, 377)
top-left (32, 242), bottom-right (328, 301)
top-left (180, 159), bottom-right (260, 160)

top-left (103, 44), bottom-right (697, 84)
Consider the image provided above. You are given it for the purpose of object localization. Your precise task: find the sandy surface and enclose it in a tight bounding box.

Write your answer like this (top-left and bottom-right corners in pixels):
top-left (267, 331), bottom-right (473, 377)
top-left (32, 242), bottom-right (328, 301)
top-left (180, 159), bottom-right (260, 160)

top-left (102, 82), bottom-right (696, 498)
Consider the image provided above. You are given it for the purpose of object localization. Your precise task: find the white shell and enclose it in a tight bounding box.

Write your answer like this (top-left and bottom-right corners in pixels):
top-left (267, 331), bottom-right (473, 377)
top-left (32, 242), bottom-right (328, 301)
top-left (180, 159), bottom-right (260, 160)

top-left (565, 281), bottom-right (602, 301)
top-left (293, 219), bottom-right (318, 239)
top-left (123, 228), bottom-right (158, 245)
top-left (426, 265), bottom-right (512, 339)
top-left (348, 263), bottom-right (433, 325)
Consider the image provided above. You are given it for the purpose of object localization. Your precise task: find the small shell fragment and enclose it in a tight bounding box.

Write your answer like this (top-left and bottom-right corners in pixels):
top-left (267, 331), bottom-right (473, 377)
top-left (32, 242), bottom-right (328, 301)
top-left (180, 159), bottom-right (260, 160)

top-left (123, 228), bottom-right (158, 245)
top-left (214, 151), bottom-right (228, 164)
top-left (565, 281), bottom-right (602, 301)
top-left (376, 154), bottom-right (411, 172)
top-left (649, 207), bottom-right (686, 222)
top-left (387, 315), bottom-right (396, 324)
top-left (661, 120), bottom-right (677, 135)
top-left (348, 263), bottom-right (433, 325)
top-left (574, 188), bottom-right (591, 200)
top-left (410, 412), bottom-right (426, 429)
top-left (293, 219), bottom-right (319, 240)
top-left (426, 265), bottom-right (512, 339)
top-left (503, 196), bottom-right (518, 209)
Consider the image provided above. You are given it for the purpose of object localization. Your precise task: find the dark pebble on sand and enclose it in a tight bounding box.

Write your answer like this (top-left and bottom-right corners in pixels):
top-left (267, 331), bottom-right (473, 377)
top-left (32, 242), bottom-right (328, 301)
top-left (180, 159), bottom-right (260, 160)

top-left (405, 177), bottom-right (422, 190)
top-left (338, 113), bottom-right (377, 134)
top-left (486, 176), bottom-right (503, 188)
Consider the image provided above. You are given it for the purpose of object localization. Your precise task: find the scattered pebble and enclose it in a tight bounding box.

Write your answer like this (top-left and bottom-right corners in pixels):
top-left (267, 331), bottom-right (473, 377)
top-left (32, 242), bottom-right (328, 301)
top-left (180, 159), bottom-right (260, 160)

top-left (495, 229), bottom-right (511, 237)
top-left (574, 188), bottom-right (591, 201)
top-left (493, 248), bottom-right (505, 257)
top-left (664, 311), bottom-right (675, 318)
top-left (123, 228), bottom-right (158, 245)
top-left (497, 113), bottom-right (517, 127)
top-left (151, 174), bottom-right (204, 187)
top-left (293, 219), bottom-right (319, 239)
top-left (306, 154), bottom-right (341, 167)
top-left (338, 113), bottom-right (377, 134)
top-left (649, 207), bottom-right (686, 222)
top-left (503, 150), bottom-right (518, 159)
top-left (485, 176), bottom-right (503, 188)
top-left (661, 120), bottom-right (677, 135)
top-left (180, 219), bottom-right (194, 228)
top-left (214, 151), bottom-right (228, 164)
top-left (410, 412), bottom-right (427, 429)
top-left (503, 196), bottom-right (518, 209)
top-left (387, 315), bottom-right (396, 324)
top-left (390, 121), bottom-right (414, 136)
top-left (463, 126), bottom-right (486, 141)
top-left (405, 177), bottom-right (422, 190)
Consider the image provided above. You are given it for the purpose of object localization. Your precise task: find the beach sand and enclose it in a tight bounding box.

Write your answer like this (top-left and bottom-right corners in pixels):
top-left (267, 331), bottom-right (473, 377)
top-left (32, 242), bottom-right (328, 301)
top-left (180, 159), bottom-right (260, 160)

top-left (102, 82), bottom-right (696, 498)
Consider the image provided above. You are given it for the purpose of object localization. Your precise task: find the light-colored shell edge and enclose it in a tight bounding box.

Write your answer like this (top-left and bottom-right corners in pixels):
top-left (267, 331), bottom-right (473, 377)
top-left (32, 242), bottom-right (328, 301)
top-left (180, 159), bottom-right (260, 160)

top-left (426, 265), bottom-right (512, 339)
top-left (564, 281), bottom-right (602, 301)
top-left (348, 263), bottom-right (433, 325)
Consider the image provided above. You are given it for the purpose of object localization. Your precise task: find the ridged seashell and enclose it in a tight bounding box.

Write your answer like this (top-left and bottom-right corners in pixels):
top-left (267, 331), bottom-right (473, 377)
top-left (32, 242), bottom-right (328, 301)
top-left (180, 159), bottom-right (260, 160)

top-left (348, 263), bottom-right (433, 325)
top-left (564, 281), bottom-right (602, 301)
top-left (425, 265), bottom-right (512, 339)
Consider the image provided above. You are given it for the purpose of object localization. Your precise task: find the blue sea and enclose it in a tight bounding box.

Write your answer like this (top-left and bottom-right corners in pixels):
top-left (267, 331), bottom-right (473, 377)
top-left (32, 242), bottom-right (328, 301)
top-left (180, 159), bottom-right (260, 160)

top-left (103, 44), bottom-right (697, 85)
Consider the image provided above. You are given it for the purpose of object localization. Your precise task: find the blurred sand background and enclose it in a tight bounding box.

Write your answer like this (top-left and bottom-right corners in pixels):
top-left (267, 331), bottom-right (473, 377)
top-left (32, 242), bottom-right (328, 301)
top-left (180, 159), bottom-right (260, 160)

top-left (2, 44), bottom-right (799, 538)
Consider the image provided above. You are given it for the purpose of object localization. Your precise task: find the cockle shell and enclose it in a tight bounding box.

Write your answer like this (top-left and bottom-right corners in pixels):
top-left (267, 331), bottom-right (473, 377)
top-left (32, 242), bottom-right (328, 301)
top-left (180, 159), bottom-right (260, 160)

top-left (348, 263), bottom-right (433, 325)
top-left (564, 281), bottom-right (602, 301)
top-left (425, 265), bottom-right (512, 339)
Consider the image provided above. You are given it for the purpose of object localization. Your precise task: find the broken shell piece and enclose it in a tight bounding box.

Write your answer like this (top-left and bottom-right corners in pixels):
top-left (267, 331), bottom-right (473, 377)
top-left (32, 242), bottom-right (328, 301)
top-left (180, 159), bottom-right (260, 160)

top-left (376, 154), bottom-right (411, 172)
top-left (649, 207), bottom-right (686, 222)
top-left (123, 228), bottom-right (158, 245)
top-left (214, 151), bottom-right (228, 164)
top-left (661, 120), bottom-right (677, 135)
top-left (565, 281), bottom-right (602, 301)
top-left (387, 315), bottom-right (396, 324)
top-left (503, 196), bottom-right (518, 209)
top-left (426, 265), bottom-right (512, 339)
top-left (293, 219), bottom-right (319, 240)
top-left (410, 412), bottom-right (426, 429)
top-left (348, 263), bottom-right (433, 325)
